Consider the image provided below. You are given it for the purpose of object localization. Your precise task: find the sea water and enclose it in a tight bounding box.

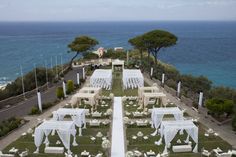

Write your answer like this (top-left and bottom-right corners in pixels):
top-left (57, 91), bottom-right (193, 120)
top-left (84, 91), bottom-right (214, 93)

top-left (0, 21), bottom-right (235, 88)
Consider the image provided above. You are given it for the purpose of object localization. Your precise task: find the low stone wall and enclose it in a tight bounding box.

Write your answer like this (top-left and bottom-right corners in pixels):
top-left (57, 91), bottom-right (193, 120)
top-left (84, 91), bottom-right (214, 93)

top-left (0, 83), bottom-right (54, 109)
top-left (149, 76), bottom-right (194, 107)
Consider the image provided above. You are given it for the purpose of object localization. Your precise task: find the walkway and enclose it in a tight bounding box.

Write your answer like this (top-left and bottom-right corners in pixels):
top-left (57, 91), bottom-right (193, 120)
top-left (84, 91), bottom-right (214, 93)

top-left (111, 97), bottom-right (125, 157)
top-left (144, 75), bottom-right (236, 148)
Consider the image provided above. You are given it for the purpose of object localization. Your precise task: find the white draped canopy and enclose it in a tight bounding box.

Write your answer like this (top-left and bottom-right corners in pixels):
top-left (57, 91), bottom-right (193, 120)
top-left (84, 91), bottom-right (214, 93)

top-left (112, 59), bottom-right (124, 71)
top-left (90, 69), bottom-right (112, 90)
top-left (70, 87), bottom-right (101, 111)
top-left (123, 69), bottom-right (144, 89)
top-left (34, 121), bottom-right (76, 153)
top-left (79, 87), bottom-right (102, 94)
top-left (151, 107), bottom-right (184, 129)
top-left (140, 92), bottom-right (166, 109)
top-left (138, 86), bottom-right (159, 98)
top-left (158, 120), bottom-right (198, 154)
top-left (52, 108), bottom-right (86, 128)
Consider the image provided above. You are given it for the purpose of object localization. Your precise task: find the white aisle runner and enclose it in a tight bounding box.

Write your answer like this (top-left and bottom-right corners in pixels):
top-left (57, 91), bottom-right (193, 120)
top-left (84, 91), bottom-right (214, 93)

top-left (111, 97), bottom-right (125, 157)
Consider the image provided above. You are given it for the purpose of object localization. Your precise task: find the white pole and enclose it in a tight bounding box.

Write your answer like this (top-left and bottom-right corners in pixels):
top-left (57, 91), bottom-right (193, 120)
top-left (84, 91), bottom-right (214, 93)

top-left (37, 91), bottom-right (42, 112)
top-left (161, 73), bottom-right (165, 84)
top-left (34, 64), bottom-right (38, 90)
top-left (82, 67), bottom-right (85, 80)
top-left (60, 54), bottom-right (63, 73)
top-left (45, 60), bottom-right (49, 89)
top-left (55, 56), bottom-right (58, 78)
top-left (63, 81), bottom-right (67, 97)
top-left (150, 67), bottom-right (153, 77)
top-left (77, 73), bottom-right (80, 85)
top-left (198, 92), bottom-right (203, 107)
top-left (126, 50), bottom-right (129, 64)
top-left (177, 81), bottom-right (181, 97)
top-left (20, 65), bottom-right (25, 99)
top-left (50, 57), bottom-right (53, 69)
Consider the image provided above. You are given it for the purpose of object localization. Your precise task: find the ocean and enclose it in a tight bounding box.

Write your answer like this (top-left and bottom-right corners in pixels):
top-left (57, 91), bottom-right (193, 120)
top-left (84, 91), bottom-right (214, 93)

top-left (0, 21), bottom-right (236, 88)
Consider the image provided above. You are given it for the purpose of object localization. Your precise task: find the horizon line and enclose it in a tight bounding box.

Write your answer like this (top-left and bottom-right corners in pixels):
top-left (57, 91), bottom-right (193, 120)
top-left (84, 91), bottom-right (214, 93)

top-left (0, 19), bottom-right (236, 23)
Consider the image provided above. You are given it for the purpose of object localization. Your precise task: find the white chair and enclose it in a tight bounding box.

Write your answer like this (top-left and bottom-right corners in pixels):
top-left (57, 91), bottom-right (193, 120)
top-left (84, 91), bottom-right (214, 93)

top-left (202, 149), bottom-right (211, 157)
top-left (19, 150), bottom-right (28, 157)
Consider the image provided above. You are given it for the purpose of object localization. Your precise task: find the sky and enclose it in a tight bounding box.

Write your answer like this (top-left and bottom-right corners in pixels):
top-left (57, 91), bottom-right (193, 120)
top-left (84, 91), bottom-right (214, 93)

top-left (0, 0), bottom-right (236, 21)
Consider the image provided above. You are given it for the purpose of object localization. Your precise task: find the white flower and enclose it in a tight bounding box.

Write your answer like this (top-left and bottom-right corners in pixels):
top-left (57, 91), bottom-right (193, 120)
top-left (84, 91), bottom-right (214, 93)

top-left (102, 139), bottom-right (111, 149)
top-left (126, 151), bottom-right (134, 157)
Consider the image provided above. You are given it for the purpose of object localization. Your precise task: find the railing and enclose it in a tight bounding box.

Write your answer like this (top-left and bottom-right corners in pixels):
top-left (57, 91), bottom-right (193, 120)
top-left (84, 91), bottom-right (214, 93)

top-left (0, 82), bottom-right (54, 109)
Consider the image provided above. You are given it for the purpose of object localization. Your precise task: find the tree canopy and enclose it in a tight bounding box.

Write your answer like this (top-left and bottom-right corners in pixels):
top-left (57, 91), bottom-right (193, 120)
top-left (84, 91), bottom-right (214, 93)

top-left (68, 36), bottom-right (99, 67)
top-left (129, 35), bottom-right (146, 66)
top-left (128, 30), bottom-right (177, 68)
top-left (142, 30), bottom-right (177, 65)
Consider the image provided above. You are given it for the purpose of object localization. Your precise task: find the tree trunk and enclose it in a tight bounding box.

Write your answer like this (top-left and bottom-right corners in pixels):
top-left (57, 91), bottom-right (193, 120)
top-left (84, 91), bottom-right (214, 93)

top-left (69, 52), bottom-right (79, 68)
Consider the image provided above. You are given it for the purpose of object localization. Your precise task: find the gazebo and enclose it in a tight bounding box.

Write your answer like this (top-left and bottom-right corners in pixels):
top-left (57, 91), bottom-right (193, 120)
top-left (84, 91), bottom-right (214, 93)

top-left (122, 69), bottom-right (144, 89)
top-left (70, 87), bottom-right (101, 112)
top-left (138, 85), bottom-right (159, 98)
top-left (112, 59), bottom-right (124, 71)
top-left (79, 87), bottom-right (102, 94)
top-left (90, 69), bottom-right (112, 90)
top-left (157, 120), bottom-right (198, 154)
top-left (52, 108), bottom-right (86, 136)
top-left (151, 107), bottom-right (184, 129)
top-left (139, 92), bottom-right (166, 109)
top-left (34, 121), bottom-right (77, 154)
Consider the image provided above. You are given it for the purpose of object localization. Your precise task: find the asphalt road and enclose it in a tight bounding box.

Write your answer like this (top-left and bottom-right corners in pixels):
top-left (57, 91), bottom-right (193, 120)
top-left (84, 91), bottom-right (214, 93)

top-left (0, 67), bottom-right (83, 121)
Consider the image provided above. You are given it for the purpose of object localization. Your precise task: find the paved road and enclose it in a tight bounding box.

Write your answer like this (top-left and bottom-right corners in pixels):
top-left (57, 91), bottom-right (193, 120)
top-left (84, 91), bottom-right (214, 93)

top-left (0, 67), bottom-right (83, 121)
top-left (144, 75), bottom-right (236, 149)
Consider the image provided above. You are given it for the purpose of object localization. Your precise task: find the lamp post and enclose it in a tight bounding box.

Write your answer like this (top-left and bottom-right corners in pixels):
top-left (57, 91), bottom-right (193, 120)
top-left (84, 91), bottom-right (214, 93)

top-left (161, 73), bottom-right (165, 86)
top-left (177, 81), bottom-right (181, 98)
top-left (34, 63), bottom-right (38, 90)
top-left (150, 67), bottom-right (153, 79)
top-left (20, 65), bottom-right (25, 99)
top-left (198, 92), bottom-right (203, 108)
top-left (55, 56), bottom-right (58, 78)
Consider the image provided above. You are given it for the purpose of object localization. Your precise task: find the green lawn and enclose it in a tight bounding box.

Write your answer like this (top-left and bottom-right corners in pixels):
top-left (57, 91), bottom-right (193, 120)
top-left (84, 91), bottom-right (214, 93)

top-left (126, 124), bottom-right (232, 157)
top-left (102, 71), bottom-right (138, 96)
top-left (3, 125), bottom-right (110, 157)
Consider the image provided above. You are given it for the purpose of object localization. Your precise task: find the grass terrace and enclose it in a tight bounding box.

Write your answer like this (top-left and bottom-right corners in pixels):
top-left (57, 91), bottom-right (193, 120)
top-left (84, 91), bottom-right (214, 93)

top-left (2, 69), bottom-right (233, 157)
top-left (124, 97), bottom-right (232, 157)
top-left (3, 124), bottom-right (110, 157)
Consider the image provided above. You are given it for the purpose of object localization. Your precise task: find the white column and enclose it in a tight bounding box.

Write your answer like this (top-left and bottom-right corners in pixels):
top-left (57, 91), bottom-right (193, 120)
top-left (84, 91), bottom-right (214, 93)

top-left (37, 91), bottom-right (42, 112)
top-left (161, 73), bottom-right (165, 84)
top-left (63, 81), bottom-right (67, 97)
top-left (77, 73), bottom-right (80, 85)
top-left (198, 92), bottom-right (203, 107)
top-left (83, 67), bottom-right (85, 79)
top-left (150, 67), bottom-right (153, 77)
top-left (177, 81), bottom-right (181, 97)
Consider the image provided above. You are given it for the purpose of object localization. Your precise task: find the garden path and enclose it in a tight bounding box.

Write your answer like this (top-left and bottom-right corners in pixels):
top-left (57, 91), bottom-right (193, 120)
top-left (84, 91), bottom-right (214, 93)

top-left (111, 97), bottom-right (125, 157)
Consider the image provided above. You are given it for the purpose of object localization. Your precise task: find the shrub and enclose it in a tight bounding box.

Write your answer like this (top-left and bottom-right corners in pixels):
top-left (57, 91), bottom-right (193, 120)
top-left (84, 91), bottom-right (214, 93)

top-left (31, 106), bottom-right (40, 115)
top-left (67, 80), bottom-right (74, 94)
top-left (0, 117), bottom-right (23, 137)
top-left (56, 87), bottom-right (64, 99)
top-left (206, 98), bottom-right (234, 117)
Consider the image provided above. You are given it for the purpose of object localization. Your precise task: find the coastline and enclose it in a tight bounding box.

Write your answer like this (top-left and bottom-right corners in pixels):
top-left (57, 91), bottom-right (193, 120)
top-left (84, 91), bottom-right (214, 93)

top-left (0, 21), bottom-right (236, 88)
